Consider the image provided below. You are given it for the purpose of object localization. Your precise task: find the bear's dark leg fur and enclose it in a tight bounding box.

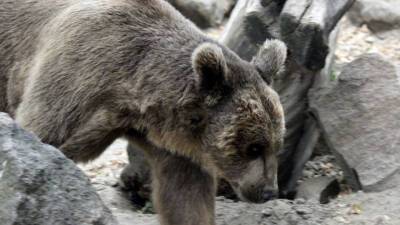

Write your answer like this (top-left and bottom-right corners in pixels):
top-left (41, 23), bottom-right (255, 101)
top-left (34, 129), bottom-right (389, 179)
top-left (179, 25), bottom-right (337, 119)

top-left (151, 151), bottom-right (216, 225)
top-left (127, 135), bottom-right (216, 225)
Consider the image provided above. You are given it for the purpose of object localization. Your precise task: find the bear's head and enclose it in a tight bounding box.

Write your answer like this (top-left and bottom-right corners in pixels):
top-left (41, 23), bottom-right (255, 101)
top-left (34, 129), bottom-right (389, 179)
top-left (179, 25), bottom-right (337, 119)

top-left (147, 40), bottom-right (287, 203)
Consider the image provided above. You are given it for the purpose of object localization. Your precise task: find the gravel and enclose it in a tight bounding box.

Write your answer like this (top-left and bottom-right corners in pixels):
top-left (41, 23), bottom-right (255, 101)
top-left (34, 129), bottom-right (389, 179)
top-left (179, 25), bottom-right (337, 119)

top-left (334, 17), bottom-right (400, 71)
top-left (300, 155), bottom-right (343, 182)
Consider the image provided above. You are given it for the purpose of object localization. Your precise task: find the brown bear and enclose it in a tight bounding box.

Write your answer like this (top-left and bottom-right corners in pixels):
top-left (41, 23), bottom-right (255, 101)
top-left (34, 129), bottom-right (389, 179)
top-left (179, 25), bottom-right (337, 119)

top-left (0, 0), bottom-right (287, 224)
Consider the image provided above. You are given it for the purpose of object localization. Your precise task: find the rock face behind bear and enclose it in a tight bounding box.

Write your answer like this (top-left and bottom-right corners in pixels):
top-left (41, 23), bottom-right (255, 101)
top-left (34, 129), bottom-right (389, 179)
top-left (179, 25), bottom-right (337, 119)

top-left (0, 113), bottom-right (116, 225)
top-left (310, 54), bottom-right (400, 192)
top-left (168, 0), bottom-right (234, 28)
top-left (348, 0), bottom-right (400, 32)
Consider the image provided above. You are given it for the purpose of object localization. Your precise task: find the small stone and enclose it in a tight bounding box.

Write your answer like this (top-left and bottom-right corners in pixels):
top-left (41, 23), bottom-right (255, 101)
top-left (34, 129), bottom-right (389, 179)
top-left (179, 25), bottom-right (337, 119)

top-left (216, 196), bottom-right (225, 201)
top-left (302, 170), bottom-right (314, 178)
top-left (348, 204), bottom-right (363, 215)
top-left (375, 215), bottom-right (391, 223)
top-left (286, 213), bottom-right (301, 223)
top-left (294, 198), bottom-right (306, 204)
top-left (334, 216), bottom-right (350, 224)
top-left (261, 208), bottom-right (273, 217)
top-left (365, 36), bottom-right (375, 43)
top-left (277, 221), bottom-right (290, 225)
top-left (295, 206), bottom-right (313, 215)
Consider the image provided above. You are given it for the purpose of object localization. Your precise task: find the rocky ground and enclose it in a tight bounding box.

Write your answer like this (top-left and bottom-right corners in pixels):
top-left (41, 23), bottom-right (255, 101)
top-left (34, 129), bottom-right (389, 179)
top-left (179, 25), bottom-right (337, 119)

top-left (335, 17), bottom-right (400, 71)
top-left (299, 155), bottom-right (343, 183)
top-left (76, 11), bottom-right (400, 225)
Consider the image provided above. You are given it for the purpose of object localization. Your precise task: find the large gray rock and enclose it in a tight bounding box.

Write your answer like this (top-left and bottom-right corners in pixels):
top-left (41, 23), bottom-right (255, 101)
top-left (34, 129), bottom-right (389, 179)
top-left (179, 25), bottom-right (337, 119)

top-left (348, 0), bottom-right (400, 32)
top-left (168, 0), bottom-right (230, 28)
top-left (0, 113), bottom-right (116, 225)
top-left (310, 54), bottom-right (400, 192)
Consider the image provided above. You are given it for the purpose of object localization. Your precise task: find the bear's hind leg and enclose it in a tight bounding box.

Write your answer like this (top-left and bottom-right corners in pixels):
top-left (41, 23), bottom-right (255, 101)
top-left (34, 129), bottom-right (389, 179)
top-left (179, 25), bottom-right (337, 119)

top-left (119, 142), bottom-right (152, 205)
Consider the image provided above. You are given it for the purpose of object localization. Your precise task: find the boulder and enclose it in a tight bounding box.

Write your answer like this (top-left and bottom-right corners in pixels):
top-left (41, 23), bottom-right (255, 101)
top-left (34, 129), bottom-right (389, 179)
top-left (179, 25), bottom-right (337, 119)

top-left (310, 54), bottom-right (400, 192)
top-left (168, 0), bottom-right (230, 28)
top-left (348, 0), bottom-right (400, 32)
top-left (0, 113), bottom-right (116, 225)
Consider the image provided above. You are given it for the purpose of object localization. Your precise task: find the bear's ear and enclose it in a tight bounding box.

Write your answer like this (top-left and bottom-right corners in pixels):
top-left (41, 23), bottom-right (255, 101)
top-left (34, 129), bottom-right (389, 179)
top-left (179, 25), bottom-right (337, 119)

top-left (192, 43), bottom-right (228, 92)
top-left (252, 39), bottom-right (287, 85)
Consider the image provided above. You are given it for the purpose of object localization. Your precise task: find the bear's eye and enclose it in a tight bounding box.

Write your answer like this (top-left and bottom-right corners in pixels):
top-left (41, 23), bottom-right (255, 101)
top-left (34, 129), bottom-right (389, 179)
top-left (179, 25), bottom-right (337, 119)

top-left (246, 143), bottom-right (264, 159)
top-left (190, 115), bottom-right (204, 126)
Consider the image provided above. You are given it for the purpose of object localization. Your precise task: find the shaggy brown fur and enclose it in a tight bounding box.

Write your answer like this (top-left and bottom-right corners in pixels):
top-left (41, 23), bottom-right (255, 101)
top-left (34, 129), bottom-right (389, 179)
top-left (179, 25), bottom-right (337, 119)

top-left (0, 0), bottom-right (287, 224)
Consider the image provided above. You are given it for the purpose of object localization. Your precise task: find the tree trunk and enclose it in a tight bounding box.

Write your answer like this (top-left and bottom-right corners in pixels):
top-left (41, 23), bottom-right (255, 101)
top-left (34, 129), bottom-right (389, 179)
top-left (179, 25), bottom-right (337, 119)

top-left (220, 0), bottom-right (354, 196)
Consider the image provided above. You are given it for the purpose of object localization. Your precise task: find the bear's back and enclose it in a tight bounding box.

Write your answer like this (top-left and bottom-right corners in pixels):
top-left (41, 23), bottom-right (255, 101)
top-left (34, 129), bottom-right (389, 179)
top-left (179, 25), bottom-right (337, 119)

top-left (0, 0), bottom-right (206, 114)
top-left (0, 0), bottom-right (71, 112)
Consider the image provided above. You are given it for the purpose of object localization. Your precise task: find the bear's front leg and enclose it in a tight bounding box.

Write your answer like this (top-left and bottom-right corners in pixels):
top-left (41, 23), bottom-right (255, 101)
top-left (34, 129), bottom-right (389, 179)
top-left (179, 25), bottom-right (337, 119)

top-left (151, 151), bottom-right (216, 225)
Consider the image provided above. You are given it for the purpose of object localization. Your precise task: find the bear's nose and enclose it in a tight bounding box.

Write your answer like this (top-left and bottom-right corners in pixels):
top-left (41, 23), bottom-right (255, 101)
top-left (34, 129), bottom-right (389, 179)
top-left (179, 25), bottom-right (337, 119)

top-left (262, 190), bottom-right (278, 202)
